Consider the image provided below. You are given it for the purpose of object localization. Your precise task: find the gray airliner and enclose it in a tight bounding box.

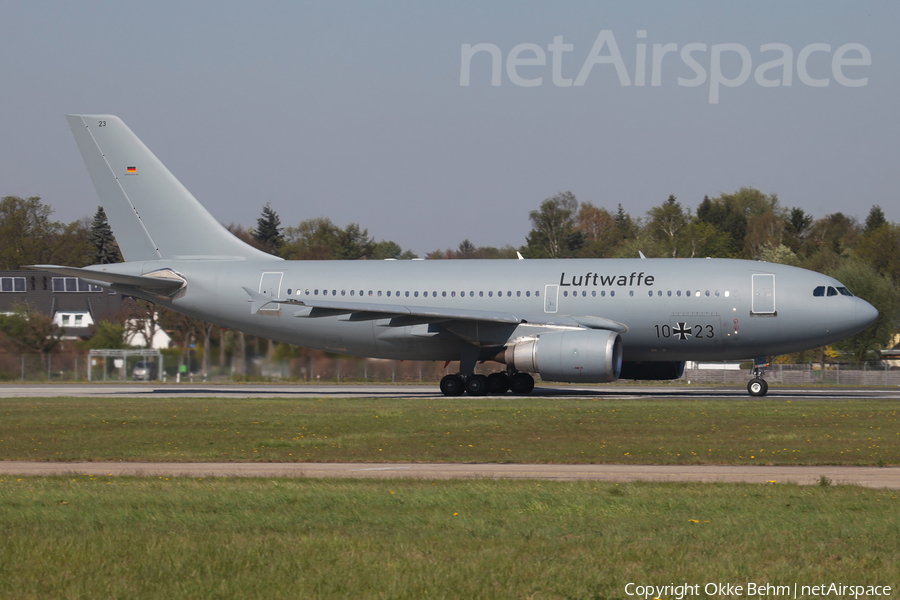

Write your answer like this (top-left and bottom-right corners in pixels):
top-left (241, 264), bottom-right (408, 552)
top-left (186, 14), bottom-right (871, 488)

top-left (33, 115), bottom-right (879, 397)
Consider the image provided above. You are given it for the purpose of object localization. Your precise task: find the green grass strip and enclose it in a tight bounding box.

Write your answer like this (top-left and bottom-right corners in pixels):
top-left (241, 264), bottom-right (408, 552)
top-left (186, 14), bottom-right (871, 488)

top-left (0, 477), bottom-right (898, 599)
top-left (1, 396), bottom-right (898, 465)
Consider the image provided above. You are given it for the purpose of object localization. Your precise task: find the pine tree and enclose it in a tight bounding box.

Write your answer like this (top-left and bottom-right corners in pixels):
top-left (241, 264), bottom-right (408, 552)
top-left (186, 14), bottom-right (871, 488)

top-left (864, 205), bottom-right (887, 235)
top-left (88, 206), bottom-right (122, 264)
top-left (253, 203), bottom-right (283, 254)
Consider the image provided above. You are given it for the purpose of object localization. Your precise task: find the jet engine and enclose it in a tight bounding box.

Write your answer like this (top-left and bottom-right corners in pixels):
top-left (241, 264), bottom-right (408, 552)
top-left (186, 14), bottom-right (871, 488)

top-left (499, 329), bottom-right (623, 383)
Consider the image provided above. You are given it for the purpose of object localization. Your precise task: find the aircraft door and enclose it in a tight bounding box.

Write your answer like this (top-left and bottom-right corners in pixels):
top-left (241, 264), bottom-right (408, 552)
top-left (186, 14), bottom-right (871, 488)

top-left (258, 272), bottom-right (284, 312)
top-left (544, 284), bottom-right (559, 313)
top-left (751, 274), bottom-right (776, 315)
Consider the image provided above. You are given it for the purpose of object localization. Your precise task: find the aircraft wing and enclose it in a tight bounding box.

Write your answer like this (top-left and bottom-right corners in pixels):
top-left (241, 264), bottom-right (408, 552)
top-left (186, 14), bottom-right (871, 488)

top-left (242, 287), bottom-right (627, 332)
top-left (26, 265), bottom-right (185, 290)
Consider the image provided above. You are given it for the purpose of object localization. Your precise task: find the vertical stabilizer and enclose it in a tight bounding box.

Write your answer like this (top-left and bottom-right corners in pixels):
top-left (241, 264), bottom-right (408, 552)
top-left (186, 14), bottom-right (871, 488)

top-left (66, 114), bottom-right (279, 262)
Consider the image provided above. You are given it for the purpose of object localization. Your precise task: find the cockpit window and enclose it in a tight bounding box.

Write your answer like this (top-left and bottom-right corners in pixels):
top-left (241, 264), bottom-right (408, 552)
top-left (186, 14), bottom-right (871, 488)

top-left (836, 287), bottom-right (853, 296)
top-left (813, 286), bottom-right (825, 297)
top-left (827, 286), bottom-right (838, 296)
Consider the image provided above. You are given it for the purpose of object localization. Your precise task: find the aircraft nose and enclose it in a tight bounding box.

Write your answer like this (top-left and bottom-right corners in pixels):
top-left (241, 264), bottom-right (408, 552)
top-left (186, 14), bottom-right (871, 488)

top-left (856, 298), bottom-right (879, 329)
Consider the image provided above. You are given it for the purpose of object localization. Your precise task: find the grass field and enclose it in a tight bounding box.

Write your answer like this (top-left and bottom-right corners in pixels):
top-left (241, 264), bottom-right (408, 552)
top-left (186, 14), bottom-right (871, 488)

top-left (1, 396), bottom-right (898, 465)
top-left (1, 476), bottom-right (898, 599)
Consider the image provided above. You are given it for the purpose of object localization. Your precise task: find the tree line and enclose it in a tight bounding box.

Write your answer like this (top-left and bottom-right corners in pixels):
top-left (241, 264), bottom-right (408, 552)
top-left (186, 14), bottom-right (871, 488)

top-left (0, 188), bottom-right (897, 365)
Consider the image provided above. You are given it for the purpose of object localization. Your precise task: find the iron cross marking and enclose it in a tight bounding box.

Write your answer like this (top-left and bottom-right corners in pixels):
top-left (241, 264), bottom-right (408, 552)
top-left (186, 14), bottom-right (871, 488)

top-left (673, 322), bottom-right (692, 340)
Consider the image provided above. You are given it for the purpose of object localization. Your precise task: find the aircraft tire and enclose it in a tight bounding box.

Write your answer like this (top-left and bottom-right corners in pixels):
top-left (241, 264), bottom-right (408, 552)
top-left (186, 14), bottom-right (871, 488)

top-left (747, 378), bottom-right (768, 397)
top-left (465, 374), bottom-right (489, 396)
top-left (487, 372), bottom-right (510, 395)
top-left (440, 374), bottom-right (465, 396)
top-left (509, 372), bottom-right (535, 395)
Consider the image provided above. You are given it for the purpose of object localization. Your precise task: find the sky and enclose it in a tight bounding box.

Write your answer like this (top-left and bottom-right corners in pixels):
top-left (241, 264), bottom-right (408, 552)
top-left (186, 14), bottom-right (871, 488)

top-left (0, 1), bottom-right (896, 256)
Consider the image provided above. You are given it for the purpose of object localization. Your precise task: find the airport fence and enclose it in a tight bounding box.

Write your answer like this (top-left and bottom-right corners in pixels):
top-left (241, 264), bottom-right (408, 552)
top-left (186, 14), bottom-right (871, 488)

top-left (3, 351), bottom-right (900, 385)
top-left (0, 352), bottom-right (462, 383)
top-left (681, 361), bottom-right (900, 386)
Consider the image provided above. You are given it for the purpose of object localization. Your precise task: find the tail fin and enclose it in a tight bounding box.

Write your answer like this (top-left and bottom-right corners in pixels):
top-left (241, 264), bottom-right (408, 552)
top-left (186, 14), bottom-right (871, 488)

top-left (66, 114), bottom-right (279, 262)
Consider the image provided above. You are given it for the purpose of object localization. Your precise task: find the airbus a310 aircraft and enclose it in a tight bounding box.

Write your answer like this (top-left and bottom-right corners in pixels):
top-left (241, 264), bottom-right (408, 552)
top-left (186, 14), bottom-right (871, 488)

top-left (33, 115), bottom-right (879, 397)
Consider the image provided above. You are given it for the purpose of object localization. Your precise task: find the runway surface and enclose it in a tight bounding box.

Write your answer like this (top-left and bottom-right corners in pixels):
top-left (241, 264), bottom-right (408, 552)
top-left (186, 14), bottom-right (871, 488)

top-left (2, 461), bottom-right (900, 488)
top-left (2, 382), bottom-right (900, 399)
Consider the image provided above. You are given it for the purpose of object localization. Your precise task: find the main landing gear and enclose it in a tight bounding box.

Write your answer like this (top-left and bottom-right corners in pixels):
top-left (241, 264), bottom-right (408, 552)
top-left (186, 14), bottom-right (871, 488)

top-left (747, 357), bottom-right (770, 397)
top-left (439, 372), bottom-right (534, 396)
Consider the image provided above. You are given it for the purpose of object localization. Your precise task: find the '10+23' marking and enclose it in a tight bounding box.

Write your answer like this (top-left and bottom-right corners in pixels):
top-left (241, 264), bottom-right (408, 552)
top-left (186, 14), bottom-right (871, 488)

top-left (655, 323), bottom-right (715, 340)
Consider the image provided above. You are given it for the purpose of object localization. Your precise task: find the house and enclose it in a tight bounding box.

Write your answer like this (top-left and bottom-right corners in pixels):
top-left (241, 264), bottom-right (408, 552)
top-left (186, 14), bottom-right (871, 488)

top-left (0, 270), bottom-right (129, 339)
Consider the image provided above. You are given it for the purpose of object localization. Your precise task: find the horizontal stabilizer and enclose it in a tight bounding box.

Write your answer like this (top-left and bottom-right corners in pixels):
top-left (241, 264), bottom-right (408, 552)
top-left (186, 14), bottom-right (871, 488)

top-left (27, 264), bottom-right (185, 290)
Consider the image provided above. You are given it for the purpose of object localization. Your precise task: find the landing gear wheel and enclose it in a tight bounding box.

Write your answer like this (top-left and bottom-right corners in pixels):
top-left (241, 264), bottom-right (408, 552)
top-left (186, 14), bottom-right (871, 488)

top-left (465, 374), bottom-right (489, 396)
top-left (487, 372), bottom-right (510, 395)
top-left (440, 374), bottom-right (465, 397)
top-left (747, 378), bottom-right (768, 397)
top-left (509, 372), bottom-right (535, 395)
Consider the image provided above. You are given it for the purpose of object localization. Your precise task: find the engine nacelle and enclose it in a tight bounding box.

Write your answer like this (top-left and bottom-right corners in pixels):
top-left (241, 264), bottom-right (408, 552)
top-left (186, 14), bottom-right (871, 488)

top-left (619, 361), bottom-right (685, 380)
top-left (503, 329), bottom-right (623, 383)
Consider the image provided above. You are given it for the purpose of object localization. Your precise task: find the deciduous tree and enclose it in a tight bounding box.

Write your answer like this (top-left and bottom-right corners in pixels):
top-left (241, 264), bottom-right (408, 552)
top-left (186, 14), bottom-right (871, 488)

top-left (829, 259), bottom-right (900, 361)
top-left (523, 191), bottom-right (583, 258)
top-left (648, 195), bottom-right (689, 257)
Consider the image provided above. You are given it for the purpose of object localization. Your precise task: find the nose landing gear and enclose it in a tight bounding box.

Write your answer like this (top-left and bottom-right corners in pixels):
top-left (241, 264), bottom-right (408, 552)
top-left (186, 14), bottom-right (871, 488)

top-left (747, 357), bottom-right (770, 397)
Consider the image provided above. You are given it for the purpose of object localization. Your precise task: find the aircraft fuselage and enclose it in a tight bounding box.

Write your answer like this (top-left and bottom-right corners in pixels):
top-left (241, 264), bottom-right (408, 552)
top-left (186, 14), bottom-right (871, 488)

top-left (96, 256), bottom-right (876, 363)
